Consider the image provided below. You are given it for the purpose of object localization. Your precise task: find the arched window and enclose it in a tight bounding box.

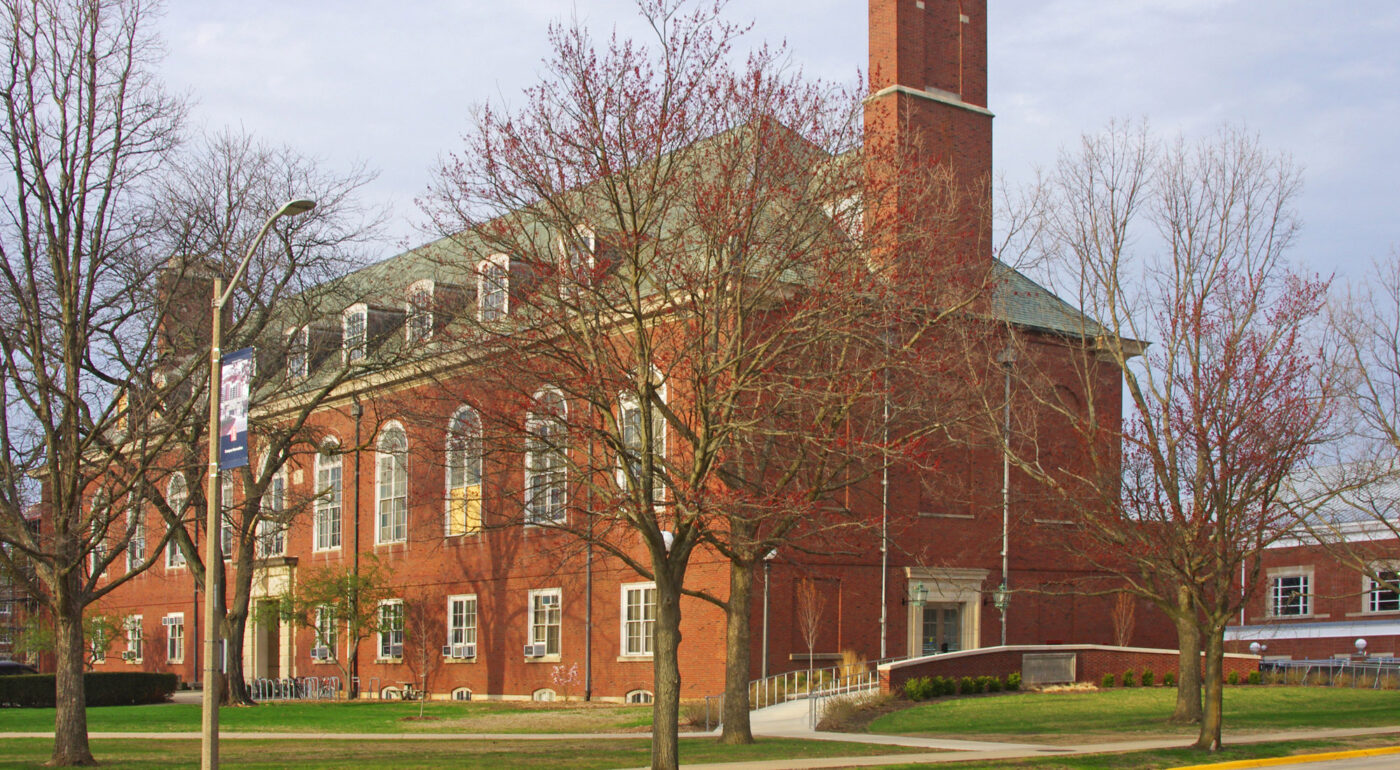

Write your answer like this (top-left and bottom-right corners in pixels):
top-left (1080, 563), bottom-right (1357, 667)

top-left (531, 688), bottom-right (556, 702)
top-left (451, 687), bottom-right (472, 701)
top-left (625, 689), bottom-right (654, 704)
top-left (315, 440), bottom-right (343, 551)
top-left (525, 390), bottom-right (567, 526)
top-left (446, 406), bottom-right (483, 536)
top-left (165, 473), bottom-right (188, 568)
top-left (376, 424), bottom-right (408, 543)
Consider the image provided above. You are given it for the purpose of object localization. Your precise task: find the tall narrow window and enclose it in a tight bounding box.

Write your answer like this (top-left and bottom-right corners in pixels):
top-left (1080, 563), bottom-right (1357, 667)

top-left (165, 474), bottom-right (188, 568)
top-left (525, 390), bottom-right (566, 526)
top-left (406, 281), bottom-right (434, 343)
top-left (378, 601), bottom-right (404, 659)
top-left (619, 387), bottom-right (666, 504)
top-left (313, 606), bottom-right (337, 660)
top-left (125, 615), bottom-right (143, 662)
top-left (447, 594), bottom-right (477, 656)
top-left (256, 463), bottom-right (286, 559)
top-left (89, 493), bottom-right (109, 578)
top-left (528, 588), bottom-right (561, 656)
top-left (165, 613), bottom-right (184, 663)
top-left (287, 326), bottom-right (309, 380)
top-left (1270, 574), bottom-right (1311, 617)
top-left (478, 257), bottom-right (509, 321)
top-left (621, 583), bottom-right (656, 657)
top-left (376, 425), bottom-right (408, 543)
top-left (446, 407), bottom-right (483, 536)
top-left (125, 505), bottom-right (145, 571)
top-left (315, 442), bottom-right (343, 551)
top-left (343, 305), bottom-right (368, 363)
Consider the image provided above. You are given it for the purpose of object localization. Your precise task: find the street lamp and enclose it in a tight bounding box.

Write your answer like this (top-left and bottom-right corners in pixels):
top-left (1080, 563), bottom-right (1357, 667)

top-left (995, 344), bottom-right (1016, 647)
top-left (202, 198), bottom-right (315, 770)
top-left (761, 549), bottom-right (777, 679)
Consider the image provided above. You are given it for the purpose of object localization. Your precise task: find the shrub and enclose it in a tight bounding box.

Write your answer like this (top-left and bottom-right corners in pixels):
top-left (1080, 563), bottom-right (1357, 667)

top-left (679, 700), bottom-right (709, 727)
top-left (1140, 670), bottom-right (1155, 687)
top-left (0, 672), bottom-right (176, 708)
top-left (973, 675), bottom-right (993, 694)
top-left (1227, 671), bottom-right (1240, 686)
top-left (1120, 670), bottom-right (1136, 687)
top-left (1006, 672), bottom-right (1022, 691)
top-left (1247, 671), bottom-right (1261, 685)
top-left (933, 676), bottom-right (954, 697)
top-left (958, 676), bottom-right (978, 695)
top-left (1101, 673), bottom-right (1116, 688)
top-left (904, 676), bottom-right (934, 701)
top-left (987, 676), bottom-right (1003, 693)
top-left (1163, 671), bottom-right (1176, 687)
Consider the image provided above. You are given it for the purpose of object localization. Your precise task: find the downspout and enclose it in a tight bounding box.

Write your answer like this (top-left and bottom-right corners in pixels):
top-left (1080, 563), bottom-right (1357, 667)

top-left (351, 395), bottom-right (363, 698)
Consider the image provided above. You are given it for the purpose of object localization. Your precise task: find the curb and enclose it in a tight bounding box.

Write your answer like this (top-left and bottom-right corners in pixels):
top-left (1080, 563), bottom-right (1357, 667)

top-left (1168, 744), bottom-right (1400, 770)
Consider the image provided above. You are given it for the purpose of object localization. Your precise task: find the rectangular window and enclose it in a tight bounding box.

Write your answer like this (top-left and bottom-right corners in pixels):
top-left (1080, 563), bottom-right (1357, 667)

top-left (479, 260), bottom-right (508, 321)
top-left (221, 475), bottom-right (235, 560)
top-left (378, 601), bottom-right (404, 659)
top-left (447, 594), bottom-right (478, 655)
top-left (376, 437), bottom-right (408, 544)
top-left (316, 450), bottom-right (343, 550)
top-left (1270, 574), bottom-right (1311, 617)
top-left (165, 614), bottom-right (184, 663)
top-left (314, 606), bottom-right (337, 660)
top-left (256, 473), bottom-right (286, 558)
top-left (528, 589), bottom-right (561, 656)
top-left (406, 287), bottom-right (433, 343)
top-left (344, 308), bottom-right (367, 362)
top-left (621, 583), bottom-right (656, 657)
top-left (126, 508), bottom-right (145, 571)
top-left (90, 628), bottom-right (107, 664)
top-left (166, 526), bottom-right (187, 569)
top-left (126, 615), bottom-right (143, 662)
top-left (287, 326), bottom-right (309, 380)
top-left (1369, 570), bottom-right (1400, 613)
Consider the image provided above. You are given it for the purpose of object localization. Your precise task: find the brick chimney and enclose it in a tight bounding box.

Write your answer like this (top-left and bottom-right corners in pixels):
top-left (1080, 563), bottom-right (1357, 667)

top-left (865, 0), bottom-right (992, 271)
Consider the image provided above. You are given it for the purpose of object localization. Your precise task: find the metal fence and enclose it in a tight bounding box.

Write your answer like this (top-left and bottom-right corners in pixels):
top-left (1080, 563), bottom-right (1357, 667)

top-left (1259, 658), bottom-right (1400, 689)
top-left (249, 676), bottom-right (341, 701)
top-left (701, 656), bottom-right (896, 731)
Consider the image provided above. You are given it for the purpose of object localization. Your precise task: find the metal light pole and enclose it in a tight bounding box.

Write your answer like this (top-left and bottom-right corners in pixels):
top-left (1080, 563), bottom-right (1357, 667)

top-left (760, 549), bottom-right (777, 679)
top-left (995, 345), bottom-right (1016, 648)
top-left (202, 198), bottom-right (315, 770)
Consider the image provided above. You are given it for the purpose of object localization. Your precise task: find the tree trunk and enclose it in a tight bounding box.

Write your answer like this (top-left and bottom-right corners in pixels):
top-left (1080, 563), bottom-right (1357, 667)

top-left (651, 569), bottom-right (683, 770)
top-left (1195, 626), bottom-right (1225, 751)
top-left (51, 587), bottom-right (96, 766)
top-left (1170, 588), bottom-right (1202, 725)
top-left (720, 559), bottom-right (755, 744)
top-left (222, 558), bottom-right (256, 706)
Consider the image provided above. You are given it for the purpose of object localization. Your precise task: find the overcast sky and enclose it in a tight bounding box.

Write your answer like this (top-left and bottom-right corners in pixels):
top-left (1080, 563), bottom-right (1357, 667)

top-left (156, 1), bottom-right (1399, 283)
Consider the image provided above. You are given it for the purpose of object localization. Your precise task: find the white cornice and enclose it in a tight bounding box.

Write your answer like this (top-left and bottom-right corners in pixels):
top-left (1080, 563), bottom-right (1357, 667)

top-left (866, 84), bottom-right (995, 118)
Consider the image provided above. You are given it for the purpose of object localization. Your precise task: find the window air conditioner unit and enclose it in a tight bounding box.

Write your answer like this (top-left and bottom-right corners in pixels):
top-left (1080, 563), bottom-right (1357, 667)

top-left (121, 651), bottom-right (136, 661)
top-left (389, 644), bottom-right (403, 658)
top-left (455, 644), bottom-right (475, 659)
top-left (311, 647), bottom-right (329, 661)
top-left (523, 643), bottom-right (547, 658)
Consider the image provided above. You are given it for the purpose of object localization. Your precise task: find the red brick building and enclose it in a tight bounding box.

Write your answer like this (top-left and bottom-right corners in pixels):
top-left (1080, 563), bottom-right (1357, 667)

top-left (82, 0), bottom-right (1171, 701)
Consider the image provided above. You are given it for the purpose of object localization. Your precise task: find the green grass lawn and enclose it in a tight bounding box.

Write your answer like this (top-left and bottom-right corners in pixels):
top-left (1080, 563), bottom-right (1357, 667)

top-left (0, 737), bottom-right (929, 769)
top-left (869, 686), bottom-right (1400, 739)
top-left (0, 700), bottom-right (656, 734)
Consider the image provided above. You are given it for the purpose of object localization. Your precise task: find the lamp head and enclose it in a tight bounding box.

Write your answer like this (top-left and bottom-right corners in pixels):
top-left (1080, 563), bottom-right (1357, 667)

top-left (277, 198), bottom-right (316, 218)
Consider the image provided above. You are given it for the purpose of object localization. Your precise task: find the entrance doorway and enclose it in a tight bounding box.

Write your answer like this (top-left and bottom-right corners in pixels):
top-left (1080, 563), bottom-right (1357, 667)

top-left (254, 600), bottom-right (281, 679)
top-left (921, 603), bottom-right (962, 655)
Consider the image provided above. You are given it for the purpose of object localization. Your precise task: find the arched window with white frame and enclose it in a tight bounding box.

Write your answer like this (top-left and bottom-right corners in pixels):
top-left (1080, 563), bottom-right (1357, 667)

top-left (376, 423), bottom-right (409, 543)
top-left (165, 473), bottom-right (188, 569)
top-left (446, 406), bottom-right (483, 536)
top-left (525, 389), bottom-right (567, 526)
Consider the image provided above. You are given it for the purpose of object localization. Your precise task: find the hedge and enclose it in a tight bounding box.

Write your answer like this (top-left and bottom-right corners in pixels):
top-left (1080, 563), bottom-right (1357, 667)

top-left (0, 672), bottom-right (178, 708)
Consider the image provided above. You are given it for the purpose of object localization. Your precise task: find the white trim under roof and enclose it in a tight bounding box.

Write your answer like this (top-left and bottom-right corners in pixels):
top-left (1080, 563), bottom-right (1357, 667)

top-left (1226, 618), bottom-right (1400, 642)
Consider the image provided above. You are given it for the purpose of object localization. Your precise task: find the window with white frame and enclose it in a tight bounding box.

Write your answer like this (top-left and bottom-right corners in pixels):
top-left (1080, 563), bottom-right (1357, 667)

top-left (343, 305), bottom-right (368, 363)
top-left (478, 256), bottom-right (509, 322)
top-left (90, 627), bottom-right (107, 664)
top-left (287, 326), bottom-right (309, 380)
top-left (446, 406), bottom-right (483, 536)
top-left (125, 615), bottom-right (143, 661)
top-left (126, 505), bottom-right (145, 571)
top-left (313, 605), bottom-right (337, 660)
top-left (621, 583), bottom-right (656, 657)
top-left (165, 613), bottom-right (184, 663)
top-left (220, 475), bottom-right (235, 560)
top-left (89, 493), bottom-right (110, 578)
top-left (1270, 573), bottom-right (1311, 617)
top-left (447, 594), bottom-right (477, 656)
top-left (525, 390), bottom-right (567, 526)
top-left (315, 442), bottom-right (343, 551)
top-left (1368, 569), bottom-right (1400, 613)
top-left (625, 690), bottom-right (654, 704)
top-left (378, 601), bottom-right (404, 659)
top-left (165, 474), bottom-right (188, 568)
top-left (528, 588), bottom-right (561, 656)
top-left (558, 228), bottom-right (595, 296)
top-left (406, 280), bottom-right (434, 344)
top-left (376, 424), bottom-right (408, 543)
top-left (256, 466), bottom-right (286, 558)
top-left (618, 385), bottom-right (666, 504)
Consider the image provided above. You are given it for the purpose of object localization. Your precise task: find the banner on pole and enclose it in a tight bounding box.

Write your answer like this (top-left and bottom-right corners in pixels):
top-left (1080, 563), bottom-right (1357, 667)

top-left (218, 347), bottom-right (254, 470)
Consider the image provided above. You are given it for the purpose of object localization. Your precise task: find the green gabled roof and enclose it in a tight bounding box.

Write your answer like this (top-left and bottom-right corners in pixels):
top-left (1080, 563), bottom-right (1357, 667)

top-left (989, 260), bottom-right (1104, 338)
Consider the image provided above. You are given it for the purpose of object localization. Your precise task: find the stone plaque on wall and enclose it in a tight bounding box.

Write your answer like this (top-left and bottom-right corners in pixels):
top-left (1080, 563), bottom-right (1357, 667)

top-left (1022, 652), bottom-right (1076, 685)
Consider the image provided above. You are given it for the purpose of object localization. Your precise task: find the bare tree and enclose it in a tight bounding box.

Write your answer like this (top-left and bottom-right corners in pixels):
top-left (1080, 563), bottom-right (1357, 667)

top-left (0, 0), bottom-right (187, 762)
top-left (795, 577), bottom-right (825, 693)
top-left (1005, 123), bottom-right (1334, 751)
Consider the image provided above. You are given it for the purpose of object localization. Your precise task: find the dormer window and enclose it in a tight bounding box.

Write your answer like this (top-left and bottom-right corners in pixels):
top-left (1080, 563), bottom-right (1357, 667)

top-left (343, 305), bottom-right (367, 363)
top-left (561, 228), bottom-right (596, 289)
top-left (286, 326), bottom-right (309, 380)
top-left (478, 256), bottom-right (509, 322)
top-left (405, 280), bottom-right (434, 344)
